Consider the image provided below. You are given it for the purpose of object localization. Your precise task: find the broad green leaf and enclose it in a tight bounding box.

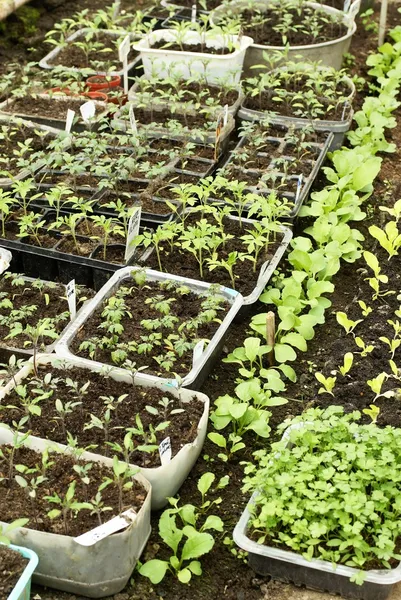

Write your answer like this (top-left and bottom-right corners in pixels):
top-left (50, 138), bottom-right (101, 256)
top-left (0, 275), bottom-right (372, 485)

top-left (208, 432), bottom-right (226, 449)
top-left (202, 515), bottom-right (224, 532)
top-left (139, 559), bottom-right (169, 584)
top-left (181, 531), bottom-right (214, 561)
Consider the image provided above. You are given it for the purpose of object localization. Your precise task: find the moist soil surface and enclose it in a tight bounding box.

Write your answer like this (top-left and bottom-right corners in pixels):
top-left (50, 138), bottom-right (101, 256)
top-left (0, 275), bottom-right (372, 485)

top-left (0, 126), bottom-right (51, 175)
top-left (0, 444), bottom-right (147, 536)
top-left (243, 92), bottom-right (350, 121)
top-left (71, 278), bottom-right (231, 377)
top-left (0, 275), bottom-right (84, 349)
top-left (126, 107), bottom-right (217, 129)
top-left (142, 214), bottom-right (284, 296)
top-left (233, 7), bottom-right (347, 45)
top-left (0, 545), bottom-right (28, 600)
top-left (1, 365), bottom-right (204, 467)
top-left (1, 96), bottom-right (106, 119)
top-left (97, 188), bottom-right (174, 214)
top-left (150, 40), bottom-right (233, 54)
top-left (136, 80), bottom-right (239, 105)
top-left (47, 33), bottom-right (138, 69)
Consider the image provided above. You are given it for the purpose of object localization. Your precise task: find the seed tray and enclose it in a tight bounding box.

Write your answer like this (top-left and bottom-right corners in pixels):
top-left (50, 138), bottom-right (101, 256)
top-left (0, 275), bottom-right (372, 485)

top-left (0, 94), bottom-right (110, 132)
top-left (0, 208), bottom-right (149, 290)
top-left (220, 127), bottom-right (333, 219)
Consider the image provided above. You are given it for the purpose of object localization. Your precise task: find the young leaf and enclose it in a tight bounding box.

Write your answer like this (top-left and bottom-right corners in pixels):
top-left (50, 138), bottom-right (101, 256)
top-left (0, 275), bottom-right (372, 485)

top-left (139, 559), bottom-right (169, 584)
top-left (181, 531), bottom-right (215, 561)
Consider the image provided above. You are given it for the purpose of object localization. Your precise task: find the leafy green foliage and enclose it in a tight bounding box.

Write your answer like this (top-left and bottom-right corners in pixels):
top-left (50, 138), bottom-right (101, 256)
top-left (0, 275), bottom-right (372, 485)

top-left (243, 407), bottom-right (401, 575)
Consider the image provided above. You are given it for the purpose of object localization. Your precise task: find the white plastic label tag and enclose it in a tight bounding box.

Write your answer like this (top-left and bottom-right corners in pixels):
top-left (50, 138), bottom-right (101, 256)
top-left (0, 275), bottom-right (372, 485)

top-left (119, 35), bottom-right (131, 94)
top-left (193, 340), bottom-right (205, 367)
top-left (129, 104), bottom-right (138, 134)
top-left (112, 0), bottom-right (121, 19)
top-left (295, 174), bottom-right (303, 204)
top-left (119, 35), bottom-right (131, 62)
top-left (65, 109), bottom-right (75, 133)
top-left (125, 207), bottom-right (141, 263)
top-left (80, 101), bottom-right (96, 123)
top-left (191, 3), bottom-right (197, 22)
top-left (223, 104), bottom-right (229, 127)
top-left (341, 100), bottom-right (350, 121)
top-left (74, 509), bottom-right (137, 546)
top-left (0, 248), bottom-right (11, 275)
top-left (66, 279), bottom-right (76, 320)
top-left (159, 437), bottom-right (172, 466)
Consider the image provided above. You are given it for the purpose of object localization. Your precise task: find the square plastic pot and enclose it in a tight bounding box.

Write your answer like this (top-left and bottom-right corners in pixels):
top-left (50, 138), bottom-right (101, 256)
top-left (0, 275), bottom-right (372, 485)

top-left (211, 0), bottom-right (359, 75)
top-left (133, 29), bottom-right (253, 85)
top-left (54, 265), bottom-right (244, 389)
top-left (0, 352), bottom-right (209, 510)
top-left (0, 274), bottom-right (88, 364)
top-left (6, 544), bottom-right (38, 600)
top-left (0, 423), bottom-right (152, 598)
top-left (39, 29), bottom-right (141, 76)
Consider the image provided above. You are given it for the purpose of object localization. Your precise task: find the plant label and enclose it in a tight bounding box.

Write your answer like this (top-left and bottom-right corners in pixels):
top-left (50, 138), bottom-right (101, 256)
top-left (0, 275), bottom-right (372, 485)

top-left (65, 109), bottom-right (75, 133)
top-left (341, 100), bottom-right (350, 121)
top-left (0, 248), bottom-right (11, 275)
top-left (223, 104), bottom-right (229, 127)
top-left (193, 340), bottom-right (205, 368)
top-left (125, 206), bottom-right (141, 263)
top-left (191, 3), bottom-right (197, 22)
top-left (159, 436), bottom-right (172, 466)
top-left (129, 104), bottom-right (138, 135)
top-left (66, 279), bottom-right (76, 320)
top-left (119, 35), bottom-right (131, 94)
top-left (112, 0), bottom-right (121, 19)
top-left (237, 27), bottom-right (243, 45)
top-left (214, 113), bottom-right (224, 160)
top-left (74, 508), bottom-right (137, 546)
top-left (295, 174), bottom-right (303, 204)
top-left (80, 101), bottom-right (96, 123)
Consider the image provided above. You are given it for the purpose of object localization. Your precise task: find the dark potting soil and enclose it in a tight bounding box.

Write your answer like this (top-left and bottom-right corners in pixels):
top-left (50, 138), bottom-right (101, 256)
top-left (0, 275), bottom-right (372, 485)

top-left (0, 444), bottom-right (147, 536)
top-left (0, 127), bottom-right (50, 175)
top-left (47, 33), bottom-right (138, 69)
top-left (0, 545), bottom-right (28, 600)
top-left (92, 244), bottom-right (126, 263)
top-left (36, 171), bottom-right (101, 189)
top-left (142, 215), bottom-right (283, 296)
top-left (0, 275), bottom-right (88, 349)
top-left (150, 40), bottom-right (234, 54)
top-left (1, 96), bottom-right (106, 119)
top-left (236, 7), bottom-right (347, 45)
top-left (1, 365), bottom-right (204, 467)
top-left (56, 235), bottom-right (98, 256)
top-left (132, 108), bottom-right (216, 130)
top-left (176, 158), bottom-right (213, 174)
top-left (75, 219), bottom-right (125, 243)
top-left (138, 80), bottom-right (239, 106)
top-left (243, 92), bottom-right (349, 121)
top-left (1, 222), bottom-right (57, 249)
top-left (71, 279), bottom-right (231, 377)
